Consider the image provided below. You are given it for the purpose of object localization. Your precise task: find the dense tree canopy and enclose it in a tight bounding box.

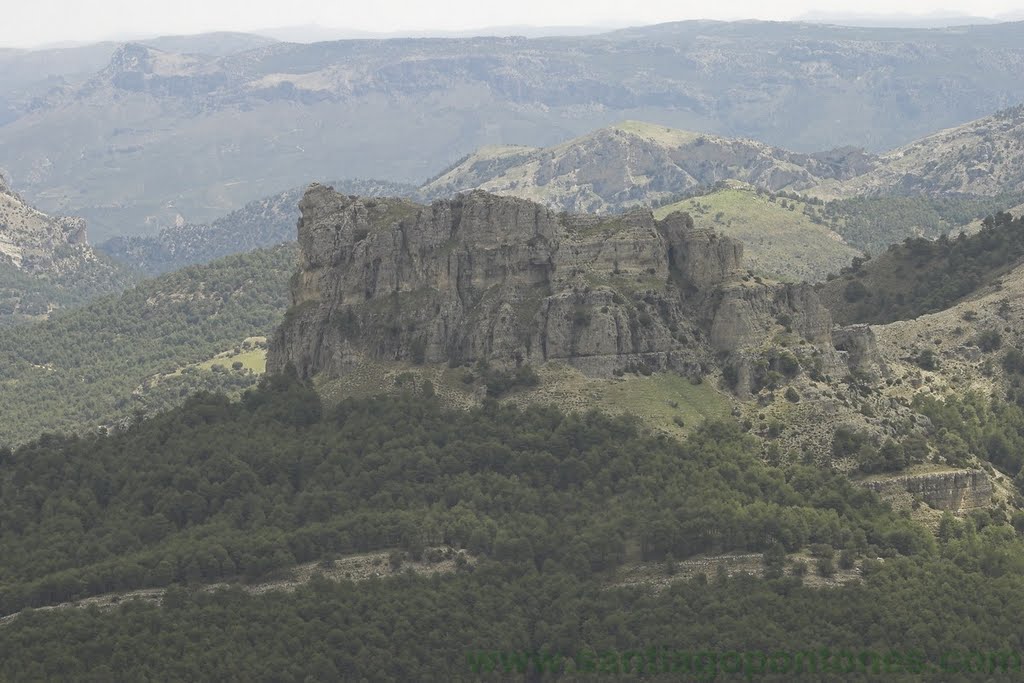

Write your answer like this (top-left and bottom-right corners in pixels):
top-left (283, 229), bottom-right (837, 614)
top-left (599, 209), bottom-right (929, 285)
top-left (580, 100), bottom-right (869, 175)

top-left (0, 244), bottom-right (294, 445)
top-left (0, 373), bottom-right (935, 617)
top-left (822, 210), bottom-right (1024, 324)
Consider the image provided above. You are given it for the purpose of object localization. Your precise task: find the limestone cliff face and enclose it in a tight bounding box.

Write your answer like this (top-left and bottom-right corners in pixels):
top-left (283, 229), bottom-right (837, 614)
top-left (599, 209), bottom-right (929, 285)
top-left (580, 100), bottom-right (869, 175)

top-left (269, 186), bottom-right (845, 385)
top-left (861, 470), bottom-right (994, 512)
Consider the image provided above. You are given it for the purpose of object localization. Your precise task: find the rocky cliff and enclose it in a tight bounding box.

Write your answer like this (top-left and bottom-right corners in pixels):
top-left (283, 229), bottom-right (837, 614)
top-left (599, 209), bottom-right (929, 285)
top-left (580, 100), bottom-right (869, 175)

top-left (861, 469), bottom-right (994, 512)
top-left (269, 186), bottom-right (850, 392)
top-left (0, 175), bottom-right (133, 322)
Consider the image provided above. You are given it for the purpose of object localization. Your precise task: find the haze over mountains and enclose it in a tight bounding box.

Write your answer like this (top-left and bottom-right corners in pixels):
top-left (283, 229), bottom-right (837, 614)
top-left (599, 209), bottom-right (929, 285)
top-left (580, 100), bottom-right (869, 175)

top-left (5, 20), bottom-right (1024, 239)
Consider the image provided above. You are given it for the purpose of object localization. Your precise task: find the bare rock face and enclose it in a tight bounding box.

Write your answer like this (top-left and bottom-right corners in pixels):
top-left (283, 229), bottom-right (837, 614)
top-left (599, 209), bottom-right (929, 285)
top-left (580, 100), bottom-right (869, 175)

top-left (833, 324), bottom-right (889, 380)
top-left (269, 186), bottom-right (849, 386)
top-left (861, 470), bottom-right (994, 512)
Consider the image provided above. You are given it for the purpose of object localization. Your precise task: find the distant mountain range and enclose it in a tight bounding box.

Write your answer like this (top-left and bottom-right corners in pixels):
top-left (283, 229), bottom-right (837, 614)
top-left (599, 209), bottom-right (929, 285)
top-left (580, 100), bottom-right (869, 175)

top-left (419, 121), bottom-right (874, 212)
top-left (5, 20), bottom-right (1024, 238)
top-left (92, 106), bottom-right (1024, 281)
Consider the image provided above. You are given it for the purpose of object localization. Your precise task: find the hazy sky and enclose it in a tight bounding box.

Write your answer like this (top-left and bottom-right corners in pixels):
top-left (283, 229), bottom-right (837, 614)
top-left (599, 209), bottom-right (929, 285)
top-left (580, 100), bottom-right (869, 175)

top-left (4, 0), bottom-right (1024, 47)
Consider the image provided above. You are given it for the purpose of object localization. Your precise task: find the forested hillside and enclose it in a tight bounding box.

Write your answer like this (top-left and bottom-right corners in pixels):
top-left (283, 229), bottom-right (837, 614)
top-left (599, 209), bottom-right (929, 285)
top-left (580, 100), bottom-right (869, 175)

top-left (0, 244), bottom-right (294, 445)
top-left (819, 211), bottom-right (1024, 324)
top-left (1, 378), bottom-right (1023, 680)
top-left (0, 255), bottom-right (137, 326)
top-left (0, 378), bottom-right (928, 613)
top-left (824, 192), bottom-right (1024, 255)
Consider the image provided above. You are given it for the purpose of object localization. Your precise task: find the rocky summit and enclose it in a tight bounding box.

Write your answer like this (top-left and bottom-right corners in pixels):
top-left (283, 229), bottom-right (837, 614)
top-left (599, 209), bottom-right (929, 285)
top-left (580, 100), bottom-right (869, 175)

top-left (269, 185), bottom-right (861, 396)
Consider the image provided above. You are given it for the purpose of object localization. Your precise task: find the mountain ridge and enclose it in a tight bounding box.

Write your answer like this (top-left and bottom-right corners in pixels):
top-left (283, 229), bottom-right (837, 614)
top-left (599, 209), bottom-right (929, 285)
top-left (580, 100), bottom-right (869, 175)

top-left (814, 105), bottom-right (1024, 198)
top-left (7, 21), bottom-right (1024, 236)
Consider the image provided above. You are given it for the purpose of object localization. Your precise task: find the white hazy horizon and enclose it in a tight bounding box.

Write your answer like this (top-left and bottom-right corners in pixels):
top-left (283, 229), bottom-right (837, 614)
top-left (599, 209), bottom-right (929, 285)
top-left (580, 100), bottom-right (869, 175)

top-left (3, 1), bottom-right (1024, 49)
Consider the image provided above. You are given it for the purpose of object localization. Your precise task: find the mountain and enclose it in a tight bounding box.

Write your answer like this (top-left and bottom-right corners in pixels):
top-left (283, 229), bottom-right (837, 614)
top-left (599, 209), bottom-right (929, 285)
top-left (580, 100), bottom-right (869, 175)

top-left (7, 21), bottom-right (1024, 236)
top-left (4, 188), bottom-right (1024, 680)
top-left (0, 173), bottom-right (87, 269)
top-left (0, 42), bottom-right (118, 95)
top-left (98, 178), bottom-right (417, 275)
top-left (268, 185), bottom-right (1024, 475)
top-left (817, 105), bottom-right (1024, 198)
top-left (138, 32), bottom-right (278, 56)
top-left (253, 23), bottom-right (615, 42)
top-left (419, 116), bottom-right (1024, 272)
top-left (265, 185), bottom-right (937, 461)
top-left (82, 110), bottom-right (1024, 283)
top-left (0, 32), bottom-right (276, 103)
top-left (419, 121), bottom-right (875, 212)
top-left (797, 12), bottom-right (1001, 28)
top-left (0, 175), bottom-right (134, 323)
top-left (269, 186), bottom-right (846, 385)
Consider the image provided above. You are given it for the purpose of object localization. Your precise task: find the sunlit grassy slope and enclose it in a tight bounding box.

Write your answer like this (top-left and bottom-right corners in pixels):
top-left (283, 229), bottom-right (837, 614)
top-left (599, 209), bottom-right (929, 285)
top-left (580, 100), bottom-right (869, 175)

top-left (655, 184), bottom-right (861, 282)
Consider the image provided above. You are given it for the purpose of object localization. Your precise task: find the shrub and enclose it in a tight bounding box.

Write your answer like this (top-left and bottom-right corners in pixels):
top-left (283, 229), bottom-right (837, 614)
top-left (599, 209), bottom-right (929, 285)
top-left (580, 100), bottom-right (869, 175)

top-left (388, 551), bottom-right (404, 571)
top-left (775, 352), bottom-right (800, 378)
top-left (843, 280), bottom-right (869, 302)
top-left (809, 543), bottom-right (834, 560)
top-left (912, 349), bottom-right (939, 371)
top-left (1003, 348), bottom-right (1024, 374)
top-left (838, 549), bottom-right (856, 570)
top-left (975, 329), bottom-right (1002, 353)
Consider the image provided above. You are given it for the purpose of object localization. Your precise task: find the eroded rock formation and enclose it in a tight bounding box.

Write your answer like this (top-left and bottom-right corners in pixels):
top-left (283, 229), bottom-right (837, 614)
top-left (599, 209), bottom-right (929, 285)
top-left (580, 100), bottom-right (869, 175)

top-left (861, 470), bottom-right (994, 512)
top-left (268, 185), bottom-right (853, 389)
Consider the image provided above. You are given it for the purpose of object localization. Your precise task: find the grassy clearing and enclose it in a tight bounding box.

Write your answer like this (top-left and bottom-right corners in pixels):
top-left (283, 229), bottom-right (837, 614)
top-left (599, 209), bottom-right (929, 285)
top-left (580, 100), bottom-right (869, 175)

top-left (159, 339), bottom-right (269, 378)
top-left (196, 348), bottom-right (267, 373)
top-left (594, 371), bottom-right (733, 436)
top-left (317, 358), bottom-right (734, 439)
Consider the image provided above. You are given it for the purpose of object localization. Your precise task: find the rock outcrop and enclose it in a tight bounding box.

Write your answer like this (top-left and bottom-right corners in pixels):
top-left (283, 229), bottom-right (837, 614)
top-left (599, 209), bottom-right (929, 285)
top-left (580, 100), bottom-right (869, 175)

top-left (832, 324), bottom-right (889, 380)
top-left (269, 186), bottom-right (851, 388)
top-left (861, 469), bottom-right (994, 512)
top-left (0, 176), bottom-right (91, 272)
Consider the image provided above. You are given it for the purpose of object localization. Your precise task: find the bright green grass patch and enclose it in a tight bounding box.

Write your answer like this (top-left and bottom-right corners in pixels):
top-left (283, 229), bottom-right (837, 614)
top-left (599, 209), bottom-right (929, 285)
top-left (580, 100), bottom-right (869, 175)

top-left (196, 348), bottom-right (267, 373)
top-left (594, 372), bottom-right (733, 437)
